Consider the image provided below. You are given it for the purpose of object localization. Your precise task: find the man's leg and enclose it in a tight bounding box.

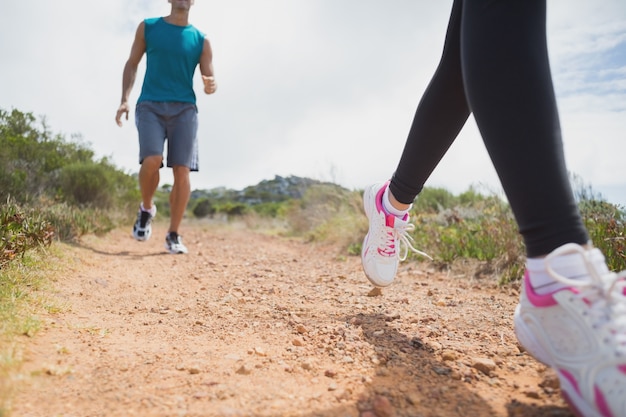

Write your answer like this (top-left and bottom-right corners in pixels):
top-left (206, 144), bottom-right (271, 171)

top-left (139, 155), bottom-right (163, 211)
top-left (133, 101), bottom-right (166, 242)
top-left (169, 164), bottom-right (191, 234)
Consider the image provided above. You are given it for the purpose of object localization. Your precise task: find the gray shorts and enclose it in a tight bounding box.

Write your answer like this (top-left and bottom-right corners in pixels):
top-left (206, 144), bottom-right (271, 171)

top-left (135, 101), bottom-right (199, 171)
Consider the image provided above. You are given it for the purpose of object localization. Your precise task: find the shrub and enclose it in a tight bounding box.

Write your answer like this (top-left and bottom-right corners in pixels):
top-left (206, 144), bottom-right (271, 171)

top-left (192, 198), bottom-right (215, 218)
top-left (250, 202), bottom-right (287, 218)
top-left (42, 203), bottom-right (115, 242)
top-left (0, 200), bottom-right (54, 267)
top-left (59, 162), bottom-right (115, 208)
top-left (410, 194), bottom-right (524, 283)
top-left (217, 202), bottom-right (248, 216)
top-left (286, 184), bottom-right (367, 251)
top-left (412, 187), bottom-right (457, 213)
top-left (580, 199), bottom-right (625, 272)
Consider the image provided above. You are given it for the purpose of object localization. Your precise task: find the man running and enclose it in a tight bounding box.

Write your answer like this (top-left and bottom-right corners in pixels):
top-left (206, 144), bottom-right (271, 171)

top-left (115, 0), bottom-right (217, 254)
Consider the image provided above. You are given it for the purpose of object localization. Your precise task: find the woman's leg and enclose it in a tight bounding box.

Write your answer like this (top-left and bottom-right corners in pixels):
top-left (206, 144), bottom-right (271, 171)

top-left (389, 0), bottom-right (471, 204)
top-left (460, 0), bottom-right (588, 256)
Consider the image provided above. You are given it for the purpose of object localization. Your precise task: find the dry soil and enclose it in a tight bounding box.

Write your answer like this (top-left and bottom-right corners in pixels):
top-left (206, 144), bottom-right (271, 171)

top-left (8, 222), bottom-right (576, 417)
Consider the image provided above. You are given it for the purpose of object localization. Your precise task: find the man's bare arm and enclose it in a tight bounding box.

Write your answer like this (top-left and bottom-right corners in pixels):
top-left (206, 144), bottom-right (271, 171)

top-left (199, 37), bottom-right (217, 95)
top-left (116, 22), bottom-right (147, 126)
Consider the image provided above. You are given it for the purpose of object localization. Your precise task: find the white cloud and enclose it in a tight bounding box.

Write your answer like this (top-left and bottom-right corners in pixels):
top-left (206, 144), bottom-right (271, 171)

top-left (1, 1), bottom-right (625, 206)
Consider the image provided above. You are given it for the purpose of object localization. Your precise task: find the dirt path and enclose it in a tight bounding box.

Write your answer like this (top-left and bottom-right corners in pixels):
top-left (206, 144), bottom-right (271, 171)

top-left (9, 222), bottom-right (574, 417)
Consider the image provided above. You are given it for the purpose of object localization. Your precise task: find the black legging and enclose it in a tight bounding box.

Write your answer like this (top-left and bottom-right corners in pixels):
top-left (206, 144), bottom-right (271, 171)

top-left (389, 0), bottom-right (589, 257)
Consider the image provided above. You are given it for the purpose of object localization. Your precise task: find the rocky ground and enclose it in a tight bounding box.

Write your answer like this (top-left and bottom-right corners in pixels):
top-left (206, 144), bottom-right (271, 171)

top-left (8, 222), bottom-right (575, 417)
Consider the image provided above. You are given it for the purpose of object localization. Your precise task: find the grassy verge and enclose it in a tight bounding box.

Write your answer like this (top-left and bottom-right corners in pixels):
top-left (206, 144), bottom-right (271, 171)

top-left (0, 248), bottom-right (64, 417)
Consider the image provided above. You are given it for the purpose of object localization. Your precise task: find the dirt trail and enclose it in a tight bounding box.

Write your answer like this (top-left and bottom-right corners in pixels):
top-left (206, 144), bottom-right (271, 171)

top-left (9, 222), bottom-right (574, 417)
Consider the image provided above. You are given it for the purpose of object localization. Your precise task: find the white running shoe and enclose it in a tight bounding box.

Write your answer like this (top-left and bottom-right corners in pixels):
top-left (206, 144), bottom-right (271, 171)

top-left (132, 203), bottom-right (156, 241)
top-left (514, 243), bottom-right (626, 417)
top-left (361, 182), bottom-right (431, 287)
top-left (165, 232), bottom-right (188, 254)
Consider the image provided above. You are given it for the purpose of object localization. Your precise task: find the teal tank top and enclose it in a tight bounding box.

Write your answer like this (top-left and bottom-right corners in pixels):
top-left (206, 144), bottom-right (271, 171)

top-left (138, 17), bottom-right (205, 104)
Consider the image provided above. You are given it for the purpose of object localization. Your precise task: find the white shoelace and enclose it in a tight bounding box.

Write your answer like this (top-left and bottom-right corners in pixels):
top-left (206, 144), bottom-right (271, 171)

top-left (546, 243), bottom-right (626, 350)
top-left (382, 221), bottom-right (432, 262)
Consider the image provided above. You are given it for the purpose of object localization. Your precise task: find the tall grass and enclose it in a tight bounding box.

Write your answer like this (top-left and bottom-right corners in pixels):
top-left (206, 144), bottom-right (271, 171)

top-left (284, 184), bottom-right (367, 253)
top-left (279, 183), bottom-right (625, 284)
top-left (0, 199), bottom-right (108, 416)
top-left (0, 250), bottom-right (57, 416)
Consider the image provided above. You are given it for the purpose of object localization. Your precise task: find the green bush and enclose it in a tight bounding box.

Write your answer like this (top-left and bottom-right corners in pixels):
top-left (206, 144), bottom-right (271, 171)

top-left (192, 198), bottom-right (215, 218)
top-left (0, 108), bottom-right (139, 212)
top-left (42, 203), bottom-right (115, 242)
top-left (250, 201), bottom-right (287, 218)
top-left (0, 200), bottom-right (54, 267)
top-left (59, 162), bottom-right (115, 208)
top-left (0, 109), bottom-right (95, 203)
top-left (286, 184), bottom-right (366, 251)
top-left (580, 199), bottom-right (625, 272)
top-left (217, 202), bottom-right (249, 216)
top-left (412, 187), bottom-right (457, 213)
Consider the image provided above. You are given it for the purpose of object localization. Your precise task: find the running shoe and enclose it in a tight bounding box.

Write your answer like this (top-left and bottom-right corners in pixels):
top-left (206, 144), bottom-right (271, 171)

top-left (132, 204), bottom-right (156, 241)
top-left (165, 232), bottom-right (188, 254)
top-left (514, 243), bottom-right (626, 417)
top-left (361, 182), bottom-right (431, 287)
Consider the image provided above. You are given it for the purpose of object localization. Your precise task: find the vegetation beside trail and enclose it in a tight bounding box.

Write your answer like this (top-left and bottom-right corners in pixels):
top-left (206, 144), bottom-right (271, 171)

top-left (0, 107), bottom-right (624, 415)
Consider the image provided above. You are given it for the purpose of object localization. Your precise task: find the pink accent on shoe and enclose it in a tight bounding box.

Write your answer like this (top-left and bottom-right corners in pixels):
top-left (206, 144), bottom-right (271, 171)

top-left (373, 185), bottom-right (398, 258)
top-left (374, 182), bottom-right (388, 215)
top-left (524, 271), bottom-right (559, 307)
top-left (523, 270), bottom-right (583, 308)
top-left (385, 214), bottom-right (395, 228)
top-left (594, 385), bottom-right (614, 417)
top-left (619, 365), bottom-right (626, 374)
top-left (560, 369), bottom-right (582, 396)
top-left (560, 390), bottom-right (585, 417)
top-left (378, 217), bottom-right (396, 257)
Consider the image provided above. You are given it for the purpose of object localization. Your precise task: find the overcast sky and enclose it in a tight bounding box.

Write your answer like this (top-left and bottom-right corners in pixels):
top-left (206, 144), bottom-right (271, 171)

top-left (1, 1), bottom-right (625, 205)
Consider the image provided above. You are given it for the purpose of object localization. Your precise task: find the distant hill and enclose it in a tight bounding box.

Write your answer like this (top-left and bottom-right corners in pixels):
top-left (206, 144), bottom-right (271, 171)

top-left (190, 175), bottom-right (345, 205)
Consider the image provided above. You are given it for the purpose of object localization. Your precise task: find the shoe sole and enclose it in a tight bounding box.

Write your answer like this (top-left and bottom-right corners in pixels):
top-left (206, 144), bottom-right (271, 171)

top-left (514, 305), bottom-right (599, 417)
top-left (165, 248), bottom-right (187, 254)
top-left (133, 231), bottom-right (151, 241)
top-left (165, 243), bottom-right (188, 254)
top-left (133, 229), bottom-right (152, 242)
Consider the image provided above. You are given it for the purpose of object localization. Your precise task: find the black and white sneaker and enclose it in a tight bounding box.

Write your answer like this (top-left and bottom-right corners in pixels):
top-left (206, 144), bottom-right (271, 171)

top-left (165, 232), bottom-right (188, 254)
top-left (132, 204), bottom-right (156, 241)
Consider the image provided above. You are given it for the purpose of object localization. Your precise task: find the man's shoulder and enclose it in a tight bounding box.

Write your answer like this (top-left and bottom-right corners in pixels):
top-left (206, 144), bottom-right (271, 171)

top-left (144, 17), bottom-right (162, 26)
top-left (181, 23), bottom-right (206, 43)
top-left (188, 23), bottom-right (205, 36)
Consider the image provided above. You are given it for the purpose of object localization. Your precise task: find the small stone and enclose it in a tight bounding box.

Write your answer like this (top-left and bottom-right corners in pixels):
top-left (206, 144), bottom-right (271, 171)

top-left (523, 388), bottom-right (541, 399)
top-left (472, 357), bottom-right (496, 375)
top-left (539, 372), bottom-right (560, 390)
top-left (324, 369), bottom-right (337, 378)
top-left (236, 364), bottom-right (253, 375)
top-left (405, 392), bottom-right (420, 406)
top-left (441, 350), bottom-right (458, 361)
top-left (372, 395), bottom-right (395, 417)
top-left (368, 287), bottom-right (383, 297)
top-left (301, 360), bottom-right (315, 371)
